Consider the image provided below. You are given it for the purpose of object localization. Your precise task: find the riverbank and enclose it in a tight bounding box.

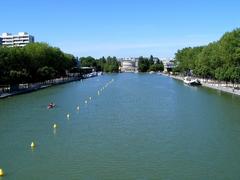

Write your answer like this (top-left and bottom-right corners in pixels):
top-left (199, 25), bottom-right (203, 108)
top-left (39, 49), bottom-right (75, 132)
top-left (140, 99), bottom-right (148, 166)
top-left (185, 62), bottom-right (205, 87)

top-left (0, 71), bottom-right (102, 99)
top-left (161, 73), bottom-right (240, 96)
top-left (0, 77), bottom-right (83, 99)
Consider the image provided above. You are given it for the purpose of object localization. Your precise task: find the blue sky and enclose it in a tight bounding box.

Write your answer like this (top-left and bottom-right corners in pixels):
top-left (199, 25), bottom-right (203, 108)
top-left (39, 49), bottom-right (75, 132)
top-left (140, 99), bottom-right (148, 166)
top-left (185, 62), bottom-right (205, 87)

top-left (1, 0), bottom-right (240, 58)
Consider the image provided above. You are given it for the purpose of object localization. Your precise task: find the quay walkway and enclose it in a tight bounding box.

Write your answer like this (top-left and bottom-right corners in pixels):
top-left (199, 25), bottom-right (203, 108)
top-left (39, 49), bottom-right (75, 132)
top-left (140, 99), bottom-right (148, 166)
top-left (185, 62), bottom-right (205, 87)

top-left (162, 73), bottom-right (240, 96)
top-left (0, 72), bottom-right (101, 99)
top-left (0, 77), bottom-right (81, 99)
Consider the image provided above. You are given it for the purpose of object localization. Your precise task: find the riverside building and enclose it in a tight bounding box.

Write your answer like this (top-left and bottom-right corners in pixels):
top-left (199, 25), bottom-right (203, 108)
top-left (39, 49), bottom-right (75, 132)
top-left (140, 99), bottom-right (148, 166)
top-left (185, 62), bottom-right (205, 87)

top-left (119, 58), bottom-right (138, 72)
top-left (162, 59), bottom-right (175, 72)
top-left (0, 32), bottom-right (34, 47)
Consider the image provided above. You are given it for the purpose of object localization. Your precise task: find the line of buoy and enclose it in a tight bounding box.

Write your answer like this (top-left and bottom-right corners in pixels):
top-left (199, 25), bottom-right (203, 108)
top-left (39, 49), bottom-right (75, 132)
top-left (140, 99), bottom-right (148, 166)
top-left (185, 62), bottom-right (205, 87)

top-left (96, 79), bottom-right (115, 96)
top-left (23, 79), bottom-right (116, 177)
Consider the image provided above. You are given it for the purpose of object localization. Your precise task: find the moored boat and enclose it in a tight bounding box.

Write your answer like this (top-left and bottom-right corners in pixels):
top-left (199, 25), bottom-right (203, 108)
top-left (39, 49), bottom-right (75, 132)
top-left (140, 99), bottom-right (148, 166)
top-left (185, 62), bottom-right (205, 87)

top-left (183, 77), bottom-right (201, 86)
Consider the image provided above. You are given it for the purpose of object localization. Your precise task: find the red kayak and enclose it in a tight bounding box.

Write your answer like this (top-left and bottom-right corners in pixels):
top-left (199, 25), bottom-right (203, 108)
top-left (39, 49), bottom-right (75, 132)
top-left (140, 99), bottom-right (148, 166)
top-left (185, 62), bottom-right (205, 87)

top-left (47, 103), bottom-right (56, 109)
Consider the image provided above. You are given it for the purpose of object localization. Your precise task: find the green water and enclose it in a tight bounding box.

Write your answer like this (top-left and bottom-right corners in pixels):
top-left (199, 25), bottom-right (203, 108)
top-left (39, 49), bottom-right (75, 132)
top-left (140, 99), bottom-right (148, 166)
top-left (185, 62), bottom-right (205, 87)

top-left (1, 73), bottom-right (240, 179)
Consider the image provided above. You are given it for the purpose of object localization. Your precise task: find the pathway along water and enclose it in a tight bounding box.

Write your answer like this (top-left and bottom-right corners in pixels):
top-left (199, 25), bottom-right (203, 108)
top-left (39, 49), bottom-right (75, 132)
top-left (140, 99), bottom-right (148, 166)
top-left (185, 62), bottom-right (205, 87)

top-left (0, 73), bottom-right (240, 179)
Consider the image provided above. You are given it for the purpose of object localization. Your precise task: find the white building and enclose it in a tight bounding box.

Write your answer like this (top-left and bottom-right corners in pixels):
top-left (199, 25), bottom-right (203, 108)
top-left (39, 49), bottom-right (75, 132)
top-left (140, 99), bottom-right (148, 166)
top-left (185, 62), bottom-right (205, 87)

top-left (118, 58), bottom-right (138, 72)
top-left (0, 32), bottom-right (34, 47)
top-left (163, 59), bottom-right (175, 72)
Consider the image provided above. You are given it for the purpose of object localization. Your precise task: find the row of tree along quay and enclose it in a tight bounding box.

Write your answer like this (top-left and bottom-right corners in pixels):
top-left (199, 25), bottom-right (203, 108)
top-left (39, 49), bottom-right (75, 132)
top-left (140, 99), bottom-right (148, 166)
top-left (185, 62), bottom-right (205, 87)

top-left (0, 43), bottom-right (78, 93)
top-left (0, 44), bottom-right (121, 94)
top-left (0, 42), bottom-right (164, 95)
top-left (174, 28), bottom-right (240, 86)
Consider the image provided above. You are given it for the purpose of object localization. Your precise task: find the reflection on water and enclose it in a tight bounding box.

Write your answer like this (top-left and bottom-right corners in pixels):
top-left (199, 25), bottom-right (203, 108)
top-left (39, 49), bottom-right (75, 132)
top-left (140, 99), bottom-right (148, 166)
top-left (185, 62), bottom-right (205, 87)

top-left (53, 128), bottom-right (57, 136)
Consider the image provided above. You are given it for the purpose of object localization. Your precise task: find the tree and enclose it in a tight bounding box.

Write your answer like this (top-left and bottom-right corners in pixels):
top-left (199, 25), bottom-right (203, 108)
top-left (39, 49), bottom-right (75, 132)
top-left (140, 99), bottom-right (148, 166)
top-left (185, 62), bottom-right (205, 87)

top-left (79, 56), bottom-right (120, 73)
top-left (174, 28), bottom-right (240, 83)
top-left (149, 60), bottom-right (164, 72)
top-left (9, 69), bottom-right (29, 84)
top-left (80, 56), bottom-right (96, 68)
top-left (149, 64), bottom-right (161, 72)
top-left (138, 56), bottom-right (150, 72)
top-left (175, 46), bottom-right (204, 74)
top-left (149, 55), bottom-right (154, 66)
top-left (0, 42), bottom-right (77, 85)
top-left (104, 56), bottom-right (119, 72)
top-left (37, 66), bottom-right (56, 82)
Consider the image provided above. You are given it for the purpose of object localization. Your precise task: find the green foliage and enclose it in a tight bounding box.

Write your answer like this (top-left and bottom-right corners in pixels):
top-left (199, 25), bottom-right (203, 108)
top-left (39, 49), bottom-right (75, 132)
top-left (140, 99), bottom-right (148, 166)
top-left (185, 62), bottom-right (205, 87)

top-left (9, 69), bottom-right (29, 84)
top-left (149, 61), bottom-right (164, 72)
top-left (175, 46), bottom-right (204, 73)
top-left (0, 43), bottom-right (77, 84)
top-left (149, 55), bottom-right (154, 66)
top-left (37, 66), bottom-right (56, 82)
top-left (96, 57), bottom-right (106, 71)
top-left (80, 56), bottom-right (96, 68)
top-left (104, 56), bottom-right (119, 73)
top-left (174, 28), bottom-right (240, 83)
top-left (79, 56), bottom-right (119, 73)
top-left (138, 56), bottom-right (164, 72)
top-left (138, 56), bottom-right (150, 72)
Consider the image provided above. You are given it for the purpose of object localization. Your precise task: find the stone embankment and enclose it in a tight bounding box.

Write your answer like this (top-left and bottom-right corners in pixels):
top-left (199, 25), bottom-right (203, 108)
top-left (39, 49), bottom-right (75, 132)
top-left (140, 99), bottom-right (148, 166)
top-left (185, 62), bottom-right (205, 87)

top-left (162, 73), bottom-right (240, 96)
top-left (0, 77), bottom-right (81, 99)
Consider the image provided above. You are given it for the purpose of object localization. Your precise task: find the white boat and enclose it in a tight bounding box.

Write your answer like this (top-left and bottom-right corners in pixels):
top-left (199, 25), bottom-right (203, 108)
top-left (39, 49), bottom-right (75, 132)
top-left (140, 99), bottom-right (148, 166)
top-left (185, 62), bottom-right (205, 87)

top-left (183, 77), bottom-right (201, 86)
top-left (149, 71), bottom-right (155, 74)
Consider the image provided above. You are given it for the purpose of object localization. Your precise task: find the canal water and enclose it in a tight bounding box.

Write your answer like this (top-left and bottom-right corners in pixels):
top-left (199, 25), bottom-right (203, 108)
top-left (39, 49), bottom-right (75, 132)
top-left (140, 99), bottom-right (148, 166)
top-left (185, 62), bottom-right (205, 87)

top-left (1, 73), bottom-right (240, 179)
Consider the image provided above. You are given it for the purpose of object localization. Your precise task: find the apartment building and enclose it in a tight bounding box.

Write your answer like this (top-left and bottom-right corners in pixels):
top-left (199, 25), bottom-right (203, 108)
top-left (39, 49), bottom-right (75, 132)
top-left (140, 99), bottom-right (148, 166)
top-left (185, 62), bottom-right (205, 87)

top-left (0, 32), bottom-right (34, 47)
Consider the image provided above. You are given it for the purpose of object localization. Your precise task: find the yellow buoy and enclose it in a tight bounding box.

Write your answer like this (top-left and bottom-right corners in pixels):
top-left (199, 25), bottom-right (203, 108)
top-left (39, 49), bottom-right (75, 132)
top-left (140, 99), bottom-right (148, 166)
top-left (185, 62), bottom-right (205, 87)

top-left (53, 123), bottom-right (57, 129)
top-left (30, 142), bottom-right (36, 148)
top-left (0, 168), bottom-right (4, 176)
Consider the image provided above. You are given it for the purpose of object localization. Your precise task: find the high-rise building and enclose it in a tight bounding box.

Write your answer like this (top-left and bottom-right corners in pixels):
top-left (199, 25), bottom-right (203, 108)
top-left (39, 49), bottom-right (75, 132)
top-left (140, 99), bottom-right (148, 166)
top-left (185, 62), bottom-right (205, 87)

top-left (0, 32), bottom-right (34, 47)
